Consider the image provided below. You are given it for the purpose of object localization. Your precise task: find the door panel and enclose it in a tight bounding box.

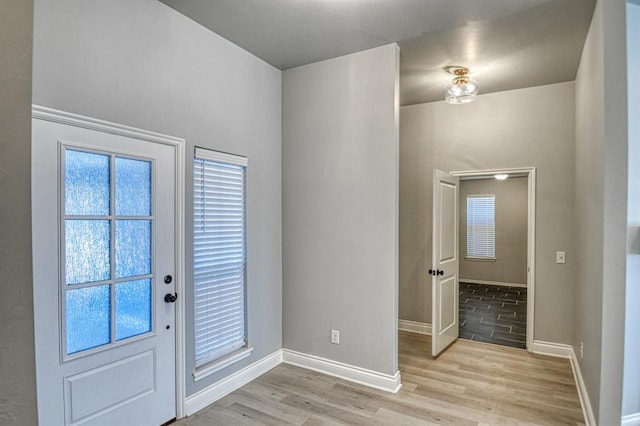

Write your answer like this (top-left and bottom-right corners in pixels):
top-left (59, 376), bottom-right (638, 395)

top-left (64, 350), bottom-right (155, 424)
top-left (33, 116), bottom-right (176, 425)
top-left (439, 182), bottom-right (457, 261)
top-left (432, 169), bottom-right (460, 356)
top-left (439, 275), bottom-right (457, 332)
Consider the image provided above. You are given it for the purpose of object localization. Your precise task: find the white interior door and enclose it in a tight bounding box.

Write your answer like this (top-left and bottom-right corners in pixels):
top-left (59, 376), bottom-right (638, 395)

top-left (431, 169), bottom-right (460, 356)
top-left (32, 114), bottom-right (177, 425)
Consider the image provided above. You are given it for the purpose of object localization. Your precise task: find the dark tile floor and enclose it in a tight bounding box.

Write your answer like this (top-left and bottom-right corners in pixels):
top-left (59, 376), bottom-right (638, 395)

top-left (459, 282), bottom-right (527, 349)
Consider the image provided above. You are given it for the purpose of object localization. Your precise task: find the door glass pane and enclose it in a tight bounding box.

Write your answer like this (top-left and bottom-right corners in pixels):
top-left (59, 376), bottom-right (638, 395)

top-left (65, 150), bottom-right (110, 215)
top-left (116, 220), bottom-right (151, 278)
top-left (115, 157), bottom-right (151, 216)
top-left (65, 220), bottom-right (111, 285)
top-left (63, 149), bottom-right (157, 356)
top-left (115, 279), bottom-right (152, 340)
top-left (66, 285), bottom-right (111, 354)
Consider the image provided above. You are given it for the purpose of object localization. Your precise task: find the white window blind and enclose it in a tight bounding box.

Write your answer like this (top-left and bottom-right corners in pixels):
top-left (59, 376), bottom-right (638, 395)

top-left (466, 195), bottom-right (495, 258)
top-left (193, 148), bottom-right (248, 368)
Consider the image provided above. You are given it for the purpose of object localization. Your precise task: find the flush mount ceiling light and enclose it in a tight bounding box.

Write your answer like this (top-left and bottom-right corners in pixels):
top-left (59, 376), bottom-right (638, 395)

top-left (494, 174), bottom-right (509, 180)
top-left (444, 67), bottom-right (479, 104)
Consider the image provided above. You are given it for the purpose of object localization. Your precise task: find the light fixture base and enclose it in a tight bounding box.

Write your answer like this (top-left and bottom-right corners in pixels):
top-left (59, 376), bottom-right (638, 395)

top-left (446, 66), bottom-right (470, 76)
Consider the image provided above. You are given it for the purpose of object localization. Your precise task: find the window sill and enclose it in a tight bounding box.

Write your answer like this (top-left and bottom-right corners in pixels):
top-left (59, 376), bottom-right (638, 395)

top-left (193, 347), bottom-right (253, 382)
top-left (465, 256), bottom-right (496, 262)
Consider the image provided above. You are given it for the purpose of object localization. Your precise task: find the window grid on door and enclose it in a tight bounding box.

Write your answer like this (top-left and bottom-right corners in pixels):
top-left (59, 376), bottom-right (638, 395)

top-left (62, 147), bottom-right (155, 358)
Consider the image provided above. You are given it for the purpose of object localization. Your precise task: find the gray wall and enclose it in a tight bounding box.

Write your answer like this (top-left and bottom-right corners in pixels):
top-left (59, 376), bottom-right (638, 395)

top-left (0, 1), bottom-right (38, 424)
top-left (624, 1), bottom-right (640, 416)
top-left (459, 177), bottom-right (528, 285)
top-left (282, 44), bottom-right (400, 375)
top-left (400, 82), bottom-right (575, 344)
top-left (32, 0), bottom-right (283, 397)
top-left (573, 0), bottom-right (628, 422)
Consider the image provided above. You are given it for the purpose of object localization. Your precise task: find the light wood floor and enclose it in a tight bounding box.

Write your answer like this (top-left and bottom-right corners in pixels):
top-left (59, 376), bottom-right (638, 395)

top-left (178, 331), bottom-right (585, 425)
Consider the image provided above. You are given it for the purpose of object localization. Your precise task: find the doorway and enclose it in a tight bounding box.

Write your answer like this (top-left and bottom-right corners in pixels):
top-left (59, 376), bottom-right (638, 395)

top-left (451, 168), bottom-right (536, 351)
top-left (31, 107), bottom-right (186, 425)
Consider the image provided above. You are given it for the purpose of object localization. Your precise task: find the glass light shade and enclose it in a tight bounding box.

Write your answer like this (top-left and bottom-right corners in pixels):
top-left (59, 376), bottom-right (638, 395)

top-left (444, 76), bottom-right (479, 104)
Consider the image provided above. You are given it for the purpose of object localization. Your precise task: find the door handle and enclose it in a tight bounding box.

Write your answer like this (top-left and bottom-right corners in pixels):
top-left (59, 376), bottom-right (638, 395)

top-left (437, 270), bottom-right (444, 276)
top-left (428, 269), bottom-right (444, 276)
top-left (164, 293), bottom-right (178, 303)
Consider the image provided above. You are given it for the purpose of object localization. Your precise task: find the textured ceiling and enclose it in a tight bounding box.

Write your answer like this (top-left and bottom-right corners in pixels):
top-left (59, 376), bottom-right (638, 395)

top-left (160, 0), bottom-right (596, 105)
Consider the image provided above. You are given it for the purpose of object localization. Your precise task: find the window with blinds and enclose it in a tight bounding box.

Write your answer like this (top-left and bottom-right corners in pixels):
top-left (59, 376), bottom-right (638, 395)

top-left (193, 148), bottom-right (247, 368)
top-left (466, 195), bottom-right (495, 259)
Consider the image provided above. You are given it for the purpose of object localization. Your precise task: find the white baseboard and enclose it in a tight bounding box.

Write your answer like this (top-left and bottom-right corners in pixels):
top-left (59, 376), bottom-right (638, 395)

top-left (460, 278), bottom-right (527, 289)
top-left (531, 340), bottom-right (595, 426)
top-left (282, 349), bottom-right (402, 394)
top-left (184, 349), bottom-right (283, 416)
top-left (530, 340), bottom-right (573, 358)
top-left (398, 319), bottom-right (432, 335)
top-left (184, 347), bottom-right (402, 417)
top-left (622, 413), bottom-right (640, 425)
top-left (568, 348), bottom-right (596, 426)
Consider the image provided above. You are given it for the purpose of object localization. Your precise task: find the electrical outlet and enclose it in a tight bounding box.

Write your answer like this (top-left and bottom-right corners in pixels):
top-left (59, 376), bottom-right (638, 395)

top-left (556, 251), bottom-right (566, 264)
top-left (331, 329), bottom-right (340, 345)
top-left (580, 341), bottom-right (584, 359)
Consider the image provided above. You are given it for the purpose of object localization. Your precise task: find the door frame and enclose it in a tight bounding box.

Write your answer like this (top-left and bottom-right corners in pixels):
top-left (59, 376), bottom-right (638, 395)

top-left (450, 167), bottom-right (536, 351)
top-left (32, 105), bottom-right (187, 418)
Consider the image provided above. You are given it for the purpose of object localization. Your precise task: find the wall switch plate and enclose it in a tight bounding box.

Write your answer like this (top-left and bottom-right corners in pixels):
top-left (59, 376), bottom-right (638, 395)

top-left (331, 329), bottom-right (340, 344)
top-left (556, 251), bottom-right (566, 264)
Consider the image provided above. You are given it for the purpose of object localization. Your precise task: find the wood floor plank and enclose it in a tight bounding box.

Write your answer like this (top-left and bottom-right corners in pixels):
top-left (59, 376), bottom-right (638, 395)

top-left (255, 368), bottom-right (380, 419)
top-left (187, 404), bottom-right (266, 425)
top-left (373, 407), bottom-right (440, 426)
top-left (330, 382), bottom-right (478, 426)
top-left (385, 389), bottom-right (521, 425)
top-left (301, 415), bottom-right (346, 426)
top-left (178, 331), bottom-right (585, 425)
top-left (219, 390), bottom-right (311, 425)
top-left (225, 402), bottom-right (299, 426)
top-left (278, 392), bottom-right (377, 425)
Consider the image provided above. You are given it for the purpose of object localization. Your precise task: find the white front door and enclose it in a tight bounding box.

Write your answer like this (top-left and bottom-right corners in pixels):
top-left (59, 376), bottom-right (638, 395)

top-left (431, 169), bottom-right (460, 356)
top-left (32, 113), bottom-right (177, 425)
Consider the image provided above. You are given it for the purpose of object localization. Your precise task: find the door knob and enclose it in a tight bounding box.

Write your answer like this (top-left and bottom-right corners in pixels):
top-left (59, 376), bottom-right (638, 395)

top-left (428, 269), bottom-right (434, 276)
top-left (164, 293), bottom-right (177, 303)
top-left (437, 270), bottom-right (444, 276)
